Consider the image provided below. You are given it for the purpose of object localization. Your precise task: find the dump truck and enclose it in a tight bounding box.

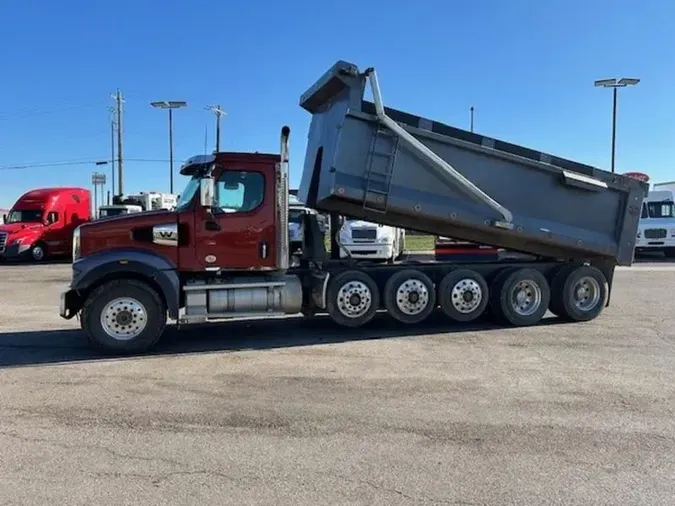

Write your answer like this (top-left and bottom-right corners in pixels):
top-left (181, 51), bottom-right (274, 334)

top-left (58, 60), bottom-right (648, 354)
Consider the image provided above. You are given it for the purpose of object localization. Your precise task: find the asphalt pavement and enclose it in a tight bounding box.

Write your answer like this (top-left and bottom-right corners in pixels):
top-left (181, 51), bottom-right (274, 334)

top-left (0, 259), bottom-right (673, 505)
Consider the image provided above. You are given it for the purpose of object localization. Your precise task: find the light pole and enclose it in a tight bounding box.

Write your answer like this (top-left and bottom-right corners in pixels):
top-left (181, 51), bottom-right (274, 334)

top-left (204, 105), bottom-right (227, 152)
top-left (151, 100), bottom-right (188, 193)
top-left (594, 77), bottom-right (640, 173)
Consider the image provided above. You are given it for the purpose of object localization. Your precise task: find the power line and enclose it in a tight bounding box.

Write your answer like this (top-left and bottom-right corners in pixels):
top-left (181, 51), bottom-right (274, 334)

top-left (0, 158), bottom-right (172, 171)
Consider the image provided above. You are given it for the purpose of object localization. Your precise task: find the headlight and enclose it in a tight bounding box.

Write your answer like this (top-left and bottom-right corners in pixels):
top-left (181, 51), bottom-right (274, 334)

top-left (72, 226), bottom-right (81, 261)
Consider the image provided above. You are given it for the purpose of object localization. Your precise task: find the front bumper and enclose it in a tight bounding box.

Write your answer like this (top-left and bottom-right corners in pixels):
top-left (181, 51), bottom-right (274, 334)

top-left (0, 242), bottom-right (30, 259)
top-left (339, 242), bottom-right (395, 259)
top-left (59, 287), bottom-right (82, 319)
top-left (635, 238), bottom-right (675, 250)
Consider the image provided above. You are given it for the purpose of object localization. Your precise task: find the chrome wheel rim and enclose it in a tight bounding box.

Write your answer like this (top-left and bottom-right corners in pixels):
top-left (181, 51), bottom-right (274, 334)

top-left (395, 278), bottom-right (430, 315)
top-left (336, 281), bottom-right (372, 319)
top-left (32, 246), bottom-right (44, 261)
top-left (510, 280), bottom-right (542, 316)
top-left (573, 276), bottom-right (601, 311)
top-left (451, 278), bottom-right (483, 314)
top-left (100, 297), bottom-right (148, 341)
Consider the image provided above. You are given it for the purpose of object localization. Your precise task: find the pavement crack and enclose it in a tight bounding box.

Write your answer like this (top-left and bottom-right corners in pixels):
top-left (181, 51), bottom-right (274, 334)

top-left (0, 430), bottom-right (186, 468)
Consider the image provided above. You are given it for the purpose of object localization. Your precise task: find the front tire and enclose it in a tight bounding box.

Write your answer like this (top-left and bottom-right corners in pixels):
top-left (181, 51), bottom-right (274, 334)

top-left (30, 242), bottom-right (46, 262)
top-left (81, 279), bottom-right (167, 354)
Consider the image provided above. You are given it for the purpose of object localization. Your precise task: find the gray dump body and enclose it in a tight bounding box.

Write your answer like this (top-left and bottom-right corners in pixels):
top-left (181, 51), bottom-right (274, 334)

top-left (297, 61), bottom-right (648, 266)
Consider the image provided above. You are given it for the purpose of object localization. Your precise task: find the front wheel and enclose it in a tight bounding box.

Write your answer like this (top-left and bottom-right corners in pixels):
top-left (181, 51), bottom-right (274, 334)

top-left (29, 242), bottom-right (46, 262)
top-left (81, 279), bottom-right (167, 354)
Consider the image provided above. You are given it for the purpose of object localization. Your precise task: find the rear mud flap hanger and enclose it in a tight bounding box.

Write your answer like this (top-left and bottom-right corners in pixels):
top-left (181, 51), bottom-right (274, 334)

top-left (339, 65), bottom-right (514, 230)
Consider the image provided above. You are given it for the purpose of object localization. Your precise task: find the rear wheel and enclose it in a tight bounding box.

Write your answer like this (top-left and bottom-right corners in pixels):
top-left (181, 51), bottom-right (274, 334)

top-left (326, 270), bottom-right (380, 327)
top-left (81, 279), bottom-right (167, 354)
top-left (490, 267), bottom-right (550, 326)
top-left (383, 269), bottom-right (436, 324)
top-left (549, 265), bottom-right (608, 322)
top-left (437, 269), bottom-right (489, 322)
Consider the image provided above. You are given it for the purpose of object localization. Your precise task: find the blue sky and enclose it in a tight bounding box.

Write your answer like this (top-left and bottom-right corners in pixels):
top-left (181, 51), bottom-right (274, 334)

top-left (1, 0), bottom-right (673, 209)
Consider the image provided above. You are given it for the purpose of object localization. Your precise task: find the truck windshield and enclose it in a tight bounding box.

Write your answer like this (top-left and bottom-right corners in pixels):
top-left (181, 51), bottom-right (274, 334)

top-left (176, 177), bottom-right (200, 211)
top-left (645, 201), bottom-right (675, 218)
top-left (6, 210), bottom-right (43, 224)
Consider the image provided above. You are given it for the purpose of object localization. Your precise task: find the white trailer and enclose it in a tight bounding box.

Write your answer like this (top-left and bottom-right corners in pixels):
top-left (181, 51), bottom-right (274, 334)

top-left (635, 188), bottom-right (675, 258)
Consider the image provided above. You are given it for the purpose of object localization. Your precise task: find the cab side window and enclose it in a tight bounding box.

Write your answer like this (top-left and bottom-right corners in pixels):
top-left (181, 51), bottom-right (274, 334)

top-left (47, 211), bottom-right (59, 224)
top-left (215, 170), bottom-right (265, 214)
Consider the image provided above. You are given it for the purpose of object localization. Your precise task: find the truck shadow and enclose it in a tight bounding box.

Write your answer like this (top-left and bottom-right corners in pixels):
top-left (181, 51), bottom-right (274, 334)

top-left (0, 311), bottom-right (570, 369)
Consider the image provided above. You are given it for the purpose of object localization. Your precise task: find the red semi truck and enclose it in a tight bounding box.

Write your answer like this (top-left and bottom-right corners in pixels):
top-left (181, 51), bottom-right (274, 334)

top-left (58, 61), bottom-right (646, 355)
top-left (0, 187), bottom-right (91, 262)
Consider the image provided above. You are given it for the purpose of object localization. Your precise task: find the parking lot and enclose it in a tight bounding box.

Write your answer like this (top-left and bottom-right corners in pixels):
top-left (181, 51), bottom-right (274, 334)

top-left (1, 260), bottom-right (674, 505)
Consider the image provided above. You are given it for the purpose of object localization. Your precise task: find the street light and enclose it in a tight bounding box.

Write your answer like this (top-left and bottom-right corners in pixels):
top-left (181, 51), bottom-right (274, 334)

top-left (594, 77), bottom-right (640, 173)
top-left (204, 105), bottom-right (227, 152)
top-left (151, 100), bottom-right (188, 193)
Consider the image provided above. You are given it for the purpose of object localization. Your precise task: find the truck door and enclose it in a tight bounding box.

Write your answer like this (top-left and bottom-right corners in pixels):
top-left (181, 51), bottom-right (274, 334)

top-left (194, 168), bottom-right (277, 270)
top-left (42, 210), bottom-right (69, 255)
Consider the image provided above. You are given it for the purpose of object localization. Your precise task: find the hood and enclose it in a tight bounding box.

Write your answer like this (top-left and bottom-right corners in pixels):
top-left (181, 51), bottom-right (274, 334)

top-left (82, 209), bottom-right (174, 231)
top-left (343, 220), bottom-right (380, 229)
top-left (638, 217), bottom-right (675, 229)
top-left (0, 222), bottom-right (44, 235)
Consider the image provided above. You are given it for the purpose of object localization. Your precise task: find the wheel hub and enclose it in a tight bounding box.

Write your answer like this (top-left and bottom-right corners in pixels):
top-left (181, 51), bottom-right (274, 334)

top-left (395, 279), bottom-right (429, 315)
top-left (100, 298), bottom-right (148, 341)
top-left (451, 279), bottom-right (482, 314)
top-left (510, 280), bottom-right (542, 316)
top-left (337, 281), bottom-right (372, 318)
top-left (573, 276), bottom-right (601, 311)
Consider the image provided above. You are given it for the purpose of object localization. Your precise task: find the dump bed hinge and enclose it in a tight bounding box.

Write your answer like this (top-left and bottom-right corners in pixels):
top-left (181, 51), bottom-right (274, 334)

top-left (361, 67), bottom-right (514, 228)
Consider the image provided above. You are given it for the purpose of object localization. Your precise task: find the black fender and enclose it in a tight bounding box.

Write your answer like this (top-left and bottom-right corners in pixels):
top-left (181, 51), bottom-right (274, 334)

top-left (71, 248), bottom-right (181, 319)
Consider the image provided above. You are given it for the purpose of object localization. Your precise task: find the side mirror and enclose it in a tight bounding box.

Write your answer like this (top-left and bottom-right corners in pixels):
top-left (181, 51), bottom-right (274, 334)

top-left (2, 215), bottom-right (6, 224)
top-left (199, 178), bottom-right (214, 208)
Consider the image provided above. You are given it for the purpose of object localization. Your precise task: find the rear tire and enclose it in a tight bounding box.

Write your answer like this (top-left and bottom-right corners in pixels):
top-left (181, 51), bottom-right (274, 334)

top-left (326, 270), bottom-right (380, 327)
top-left (490, 267), bottom-right (550, 326)
top-left (383, 269), bottom-right (436, 324)
top-left (81, 278), bottom-right (167, 354)
top-left (549, 265), bottom-right (608, 322)
top-left (437, 269), bottom-right (489, 322)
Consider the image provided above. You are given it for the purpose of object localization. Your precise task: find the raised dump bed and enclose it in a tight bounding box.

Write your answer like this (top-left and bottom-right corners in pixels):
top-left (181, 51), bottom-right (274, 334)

top-left (297, 61), bottom-right (648, 266)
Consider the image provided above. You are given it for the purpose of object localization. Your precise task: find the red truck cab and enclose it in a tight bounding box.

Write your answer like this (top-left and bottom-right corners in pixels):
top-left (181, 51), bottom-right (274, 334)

top-left (0, 187), bottom-right (91, 262)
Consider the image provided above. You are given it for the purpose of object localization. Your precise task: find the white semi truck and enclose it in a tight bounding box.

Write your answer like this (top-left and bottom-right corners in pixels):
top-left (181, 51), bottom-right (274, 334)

top-left (338, 219), bottom-right (405, 263)
top-left (635, 183), bottom-right (675, 258)
top-left (97, 192), bottom-right (178, 219)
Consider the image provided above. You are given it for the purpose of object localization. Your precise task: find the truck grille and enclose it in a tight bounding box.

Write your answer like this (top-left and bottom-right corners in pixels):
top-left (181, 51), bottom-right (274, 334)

top-left (0, 232), bottom-right (6, 253)
top-left (644, 228), bottom-right (667, 239)
top-left (351, 228), bottom-right (377, 241)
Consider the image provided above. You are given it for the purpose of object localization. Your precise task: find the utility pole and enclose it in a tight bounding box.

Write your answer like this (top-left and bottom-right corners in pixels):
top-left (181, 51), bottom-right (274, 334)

top-left (112, 90), bottom-right (125, 195)
top-left (205, 105), bottom-right (227, 152)
top-left (470, 106), bottom-right (474, 133)
top-left (109, 111), bottom-right (116, 196)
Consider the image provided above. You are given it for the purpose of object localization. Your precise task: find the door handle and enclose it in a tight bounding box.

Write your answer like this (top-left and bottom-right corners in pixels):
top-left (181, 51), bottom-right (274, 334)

top-left (259, 241), bottom-right (268, 259)
top-left (205, 220), bottom-right (220, 231)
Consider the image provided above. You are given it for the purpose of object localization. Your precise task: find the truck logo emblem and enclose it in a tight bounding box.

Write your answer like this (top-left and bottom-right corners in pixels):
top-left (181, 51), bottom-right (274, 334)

top-left (205, 255), bottom-right (216, 263)
top-left (152, 223), bottom-right (179, 247)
